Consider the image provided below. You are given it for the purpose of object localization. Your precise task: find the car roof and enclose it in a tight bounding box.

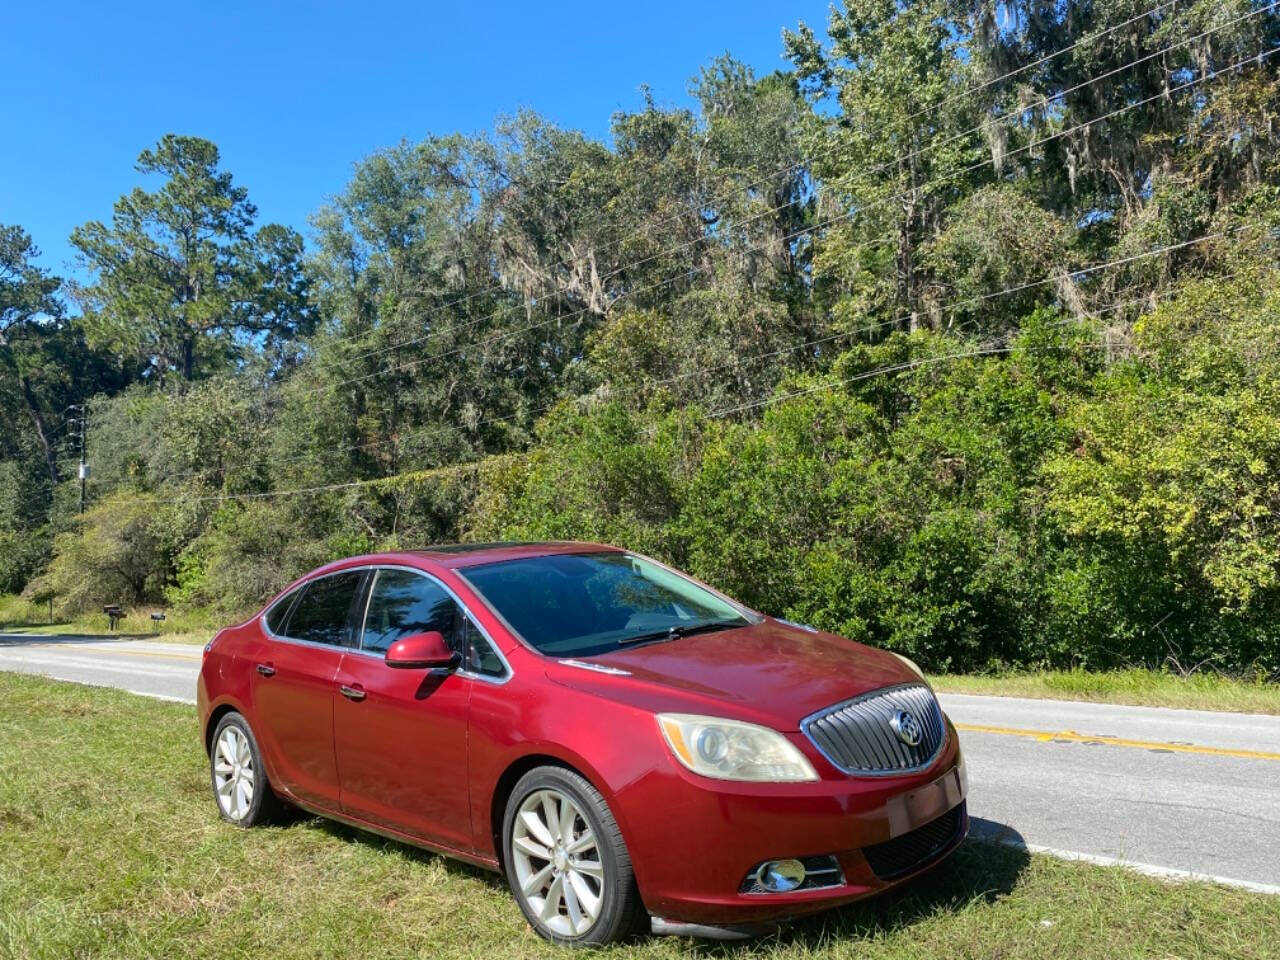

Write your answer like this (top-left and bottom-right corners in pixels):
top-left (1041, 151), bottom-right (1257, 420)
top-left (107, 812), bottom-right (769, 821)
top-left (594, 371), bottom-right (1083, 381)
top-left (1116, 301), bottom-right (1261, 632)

top-left (278, 543), bottom-right (625, 592)
top-left (396, 541), bottom-right (622, 570)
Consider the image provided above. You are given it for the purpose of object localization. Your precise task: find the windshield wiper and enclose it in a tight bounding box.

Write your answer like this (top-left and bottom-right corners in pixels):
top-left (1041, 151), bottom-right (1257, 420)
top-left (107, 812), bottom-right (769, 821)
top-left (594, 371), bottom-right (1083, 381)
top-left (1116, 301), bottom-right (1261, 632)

top-left (618, 619), bottom-right (744, 646)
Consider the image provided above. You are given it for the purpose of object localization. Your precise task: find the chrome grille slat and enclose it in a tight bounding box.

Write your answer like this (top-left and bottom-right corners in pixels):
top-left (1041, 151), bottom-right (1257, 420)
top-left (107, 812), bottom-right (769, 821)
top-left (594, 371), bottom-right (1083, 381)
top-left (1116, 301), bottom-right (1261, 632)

top-left (854, 697), bottom-right (904, 769)
top-left (801, 683), bottom-right (946, 776)
top-left (846, 701), bottom-right (892, 767)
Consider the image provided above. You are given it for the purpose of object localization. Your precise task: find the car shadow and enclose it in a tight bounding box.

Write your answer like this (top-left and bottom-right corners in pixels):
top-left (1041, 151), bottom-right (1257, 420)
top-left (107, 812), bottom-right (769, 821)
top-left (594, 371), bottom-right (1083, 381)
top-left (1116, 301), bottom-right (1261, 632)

top-left (300, 813), bottom-right (506, 888)
top-left (684, 819), bottom-right (1032, 953)
top-left (294, 812), bottom-right (1032, 946)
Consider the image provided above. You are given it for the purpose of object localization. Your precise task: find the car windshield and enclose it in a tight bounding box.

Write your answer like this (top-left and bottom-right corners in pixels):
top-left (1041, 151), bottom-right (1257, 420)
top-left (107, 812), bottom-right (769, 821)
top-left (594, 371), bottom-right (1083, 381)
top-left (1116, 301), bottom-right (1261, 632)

top-left (457, 552), bottom-right (757, 657)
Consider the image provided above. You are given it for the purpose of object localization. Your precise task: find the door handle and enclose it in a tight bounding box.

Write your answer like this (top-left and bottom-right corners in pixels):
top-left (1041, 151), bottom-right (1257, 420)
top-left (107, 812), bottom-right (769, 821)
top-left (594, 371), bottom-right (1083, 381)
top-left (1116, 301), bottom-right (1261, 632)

top-left (339, 684), bottom-right (366, 702)
top-left (256, 663), bottom-right (276, 677)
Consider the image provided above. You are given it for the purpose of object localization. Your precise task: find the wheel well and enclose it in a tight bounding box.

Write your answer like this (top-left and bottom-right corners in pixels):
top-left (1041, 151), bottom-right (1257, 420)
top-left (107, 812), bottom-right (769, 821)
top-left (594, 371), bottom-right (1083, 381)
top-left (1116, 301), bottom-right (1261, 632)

top-left (489, 754), bottom-right (586, 867)
top-left (203, 704), bottom-right (238, 756)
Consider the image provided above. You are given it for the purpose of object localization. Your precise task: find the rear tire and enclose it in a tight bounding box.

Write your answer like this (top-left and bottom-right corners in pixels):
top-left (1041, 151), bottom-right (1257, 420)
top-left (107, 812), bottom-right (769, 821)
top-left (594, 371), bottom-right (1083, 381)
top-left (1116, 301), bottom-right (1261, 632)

top-left (502, 766), bottom-right (645, 946)
top-left (210, 712), bottom-right (285, 827)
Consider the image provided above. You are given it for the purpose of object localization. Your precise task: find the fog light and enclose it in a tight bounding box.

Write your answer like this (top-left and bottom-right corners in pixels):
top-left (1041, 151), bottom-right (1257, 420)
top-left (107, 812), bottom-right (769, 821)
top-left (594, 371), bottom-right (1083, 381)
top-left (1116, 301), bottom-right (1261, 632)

top-left (755, 858), bottom-right (806, 893)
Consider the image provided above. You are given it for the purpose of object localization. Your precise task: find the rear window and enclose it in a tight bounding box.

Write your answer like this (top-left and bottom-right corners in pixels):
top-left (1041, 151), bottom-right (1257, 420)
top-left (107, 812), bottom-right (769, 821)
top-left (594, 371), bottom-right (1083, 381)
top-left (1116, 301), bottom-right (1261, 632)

top-left (282, 571), bottom-right (365, 646)
top-left (264, 585), bottom-right (303, 635)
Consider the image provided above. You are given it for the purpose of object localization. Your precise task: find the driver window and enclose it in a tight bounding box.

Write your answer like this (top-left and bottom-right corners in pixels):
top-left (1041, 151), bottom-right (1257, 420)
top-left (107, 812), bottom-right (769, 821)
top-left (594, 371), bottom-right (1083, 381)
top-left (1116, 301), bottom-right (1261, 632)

top-left (360, 570), bottom-right (458, 655)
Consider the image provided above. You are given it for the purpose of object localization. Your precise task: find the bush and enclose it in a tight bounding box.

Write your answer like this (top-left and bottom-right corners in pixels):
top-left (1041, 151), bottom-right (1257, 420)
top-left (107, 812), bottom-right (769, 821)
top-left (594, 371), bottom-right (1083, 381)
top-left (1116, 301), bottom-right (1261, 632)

top-left (469, 401), bottom-right (703, 562)
top-left (25, 493), bottom-right (178, 616)
top-left (466, 304), bottom-right (1278, 676)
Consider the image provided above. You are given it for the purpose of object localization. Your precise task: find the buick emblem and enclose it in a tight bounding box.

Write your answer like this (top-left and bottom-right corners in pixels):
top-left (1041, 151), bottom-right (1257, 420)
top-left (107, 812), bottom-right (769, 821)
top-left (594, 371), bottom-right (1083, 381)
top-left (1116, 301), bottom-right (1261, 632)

top-left (889, 709), bottom-right (923, 747)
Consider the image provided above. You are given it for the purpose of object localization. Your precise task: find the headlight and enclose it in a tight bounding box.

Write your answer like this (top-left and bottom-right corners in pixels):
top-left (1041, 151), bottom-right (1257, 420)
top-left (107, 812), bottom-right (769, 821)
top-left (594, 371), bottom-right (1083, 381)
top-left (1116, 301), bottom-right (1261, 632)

top-left (657, 714), bottom-right (819, 782)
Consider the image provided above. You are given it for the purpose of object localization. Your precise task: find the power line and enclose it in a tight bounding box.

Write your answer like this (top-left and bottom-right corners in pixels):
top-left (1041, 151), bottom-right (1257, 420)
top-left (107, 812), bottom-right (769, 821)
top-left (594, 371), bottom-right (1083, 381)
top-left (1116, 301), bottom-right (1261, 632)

top-left (88, 27), bottom-right (1278, 497)
top-left (296, 41), bottom-right (1277, 400)
top-left (323, 0), bottom-right (1261, 374)
top-left (107, 458), bottom-right (502, 507)
top-left (705, 288), bottom-right (1275, 420)
top-left (104, 284), bottom-right (1210, 508)
top-left (324, 0), bottom-right (1235, 373)
top-left (109, 250), bottom-right (1277, 509)
top-left (313, 0), bottom-right (1192, 363)
top-left (122, 230), bottom-right (1252, 492)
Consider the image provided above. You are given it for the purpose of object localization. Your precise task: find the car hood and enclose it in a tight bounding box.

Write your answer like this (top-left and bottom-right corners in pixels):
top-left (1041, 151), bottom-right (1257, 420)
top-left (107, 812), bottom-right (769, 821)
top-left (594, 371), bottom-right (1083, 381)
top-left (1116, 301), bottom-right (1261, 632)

top-left (543, 619), bottom-right (921, 731)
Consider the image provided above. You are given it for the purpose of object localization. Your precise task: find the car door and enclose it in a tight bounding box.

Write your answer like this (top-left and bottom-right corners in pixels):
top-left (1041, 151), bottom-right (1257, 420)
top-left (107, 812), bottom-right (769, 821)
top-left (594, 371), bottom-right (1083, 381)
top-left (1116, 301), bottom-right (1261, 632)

top-left (251, 569), bottom-right (367, 810)
top-left (332, 567), bottom-right (481, 852)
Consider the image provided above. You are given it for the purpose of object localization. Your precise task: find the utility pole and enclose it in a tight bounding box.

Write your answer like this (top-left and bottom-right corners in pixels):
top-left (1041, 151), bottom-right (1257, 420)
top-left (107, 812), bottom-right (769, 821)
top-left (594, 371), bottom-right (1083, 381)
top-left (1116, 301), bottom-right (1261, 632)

top-left (66, 405), bottom-right (88, 514)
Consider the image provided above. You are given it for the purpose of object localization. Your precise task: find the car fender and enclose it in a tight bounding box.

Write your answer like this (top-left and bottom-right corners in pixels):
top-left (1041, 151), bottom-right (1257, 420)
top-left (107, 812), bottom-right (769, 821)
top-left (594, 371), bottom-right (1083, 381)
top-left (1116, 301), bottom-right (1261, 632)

top-left (468, 677), bottom-right (662, 864)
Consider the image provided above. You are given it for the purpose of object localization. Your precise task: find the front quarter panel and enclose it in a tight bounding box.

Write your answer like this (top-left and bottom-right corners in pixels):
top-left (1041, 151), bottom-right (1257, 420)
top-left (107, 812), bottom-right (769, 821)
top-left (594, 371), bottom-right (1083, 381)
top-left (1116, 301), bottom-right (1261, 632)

top-left (466, 666), bottom-right (666, 867)
top-left (468, 653), bottom-right (966, 924)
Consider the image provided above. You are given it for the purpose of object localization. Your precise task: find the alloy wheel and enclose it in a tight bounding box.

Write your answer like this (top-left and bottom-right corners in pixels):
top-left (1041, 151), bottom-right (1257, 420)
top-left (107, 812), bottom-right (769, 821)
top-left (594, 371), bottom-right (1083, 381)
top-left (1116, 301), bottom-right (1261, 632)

top-left (213, 725), bottom-right (255, 821)
top-left (510, 788), bottom-right (605, 937)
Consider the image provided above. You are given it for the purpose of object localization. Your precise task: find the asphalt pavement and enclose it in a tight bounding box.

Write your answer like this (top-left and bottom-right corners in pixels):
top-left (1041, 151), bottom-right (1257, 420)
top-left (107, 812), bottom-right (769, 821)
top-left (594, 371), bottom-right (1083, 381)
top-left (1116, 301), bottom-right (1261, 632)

top-left (0, 634), bottom-right (201, 702)
top-left (1, 632), bottom-right (1277, 893)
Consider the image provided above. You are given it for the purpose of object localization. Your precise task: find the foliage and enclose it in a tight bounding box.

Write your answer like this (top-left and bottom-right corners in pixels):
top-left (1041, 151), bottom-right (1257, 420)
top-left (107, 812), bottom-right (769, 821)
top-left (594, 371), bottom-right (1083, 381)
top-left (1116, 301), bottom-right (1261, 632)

top-left (1043, 269), bottom-right (1280, 673)
top-left (25, 492), bottom-right (185, 615)
top-left (4, 7), bottom-right (1280, 677)
top-left (469, 403), bottom-right (701, 561)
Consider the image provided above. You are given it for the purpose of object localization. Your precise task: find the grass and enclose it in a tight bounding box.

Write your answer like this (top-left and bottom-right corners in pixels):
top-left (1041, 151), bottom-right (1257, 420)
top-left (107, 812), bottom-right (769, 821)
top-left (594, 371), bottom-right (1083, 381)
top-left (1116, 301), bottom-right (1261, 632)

top-left (931, 668), bottom-right (1280, 716)
top-left (0, 593), bottom-right (215, 646)
top-left (1, 674), bottom-right (1277, 959)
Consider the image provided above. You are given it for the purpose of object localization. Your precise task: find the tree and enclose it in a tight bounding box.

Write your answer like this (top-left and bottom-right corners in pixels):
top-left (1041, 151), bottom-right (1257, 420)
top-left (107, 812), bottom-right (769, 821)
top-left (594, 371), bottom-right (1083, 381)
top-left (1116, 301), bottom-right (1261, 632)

top-left (70, 135), bottom-right (313, 382)
top-left (786, 0), bottom-right (982, 333)
top-left (0, 225), bottom-right (63, 484)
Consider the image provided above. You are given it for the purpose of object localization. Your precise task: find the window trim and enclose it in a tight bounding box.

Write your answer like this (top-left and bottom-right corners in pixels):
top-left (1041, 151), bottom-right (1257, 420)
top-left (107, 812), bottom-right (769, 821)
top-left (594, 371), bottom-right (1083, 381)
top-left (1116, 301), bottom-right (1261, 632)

top-left (262, 570), bottom-right (368, 649)
top-left (296, 563), bottom-right (512, 686)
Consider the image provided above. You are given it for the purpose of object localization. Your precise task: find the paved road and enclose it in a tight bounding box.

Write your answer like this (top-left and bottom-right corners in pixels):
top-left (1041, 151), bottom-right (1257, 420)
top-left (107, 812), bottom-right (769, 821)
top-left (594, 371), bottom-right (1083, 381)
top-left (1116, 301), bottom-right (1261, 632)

top-left (2, 633), bottom-right (1277, 893)
top-left (0, 634), bottom-right (201, 702)
top-left (943, 694), bottom-right (1280, 892)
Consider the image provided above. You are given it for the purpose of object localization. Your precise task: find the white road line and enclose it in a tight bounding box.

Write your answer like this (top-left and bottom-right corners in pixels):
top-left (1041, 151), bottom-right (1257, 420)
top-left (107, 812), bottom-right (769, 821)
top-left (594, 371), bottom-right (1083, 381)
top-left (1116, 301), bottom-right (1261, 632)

top-left (981, 835), bottom-right (1280, 896)
top-left (0, 655), bottom-right (195, 679)
top-left (123, 689), bottom-right (196, 704)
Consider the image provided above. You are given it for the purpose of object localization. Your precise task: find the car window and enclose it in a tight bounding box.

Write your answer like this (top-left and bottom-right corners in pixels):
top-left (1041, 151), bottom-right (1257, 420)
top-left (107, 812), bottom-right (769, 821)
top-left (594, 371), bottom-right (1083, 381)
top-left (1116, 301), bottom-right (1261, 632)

top-left (360, 569), bottom-right (459, 654)
top-left (463, 618), bottom-right (507, 678)
top-left (264, 584), bottom-right (304, 635)
top-left (459, 552), bottom-right (754, 657)
top-left (283, 571), bottom-right (365, 646)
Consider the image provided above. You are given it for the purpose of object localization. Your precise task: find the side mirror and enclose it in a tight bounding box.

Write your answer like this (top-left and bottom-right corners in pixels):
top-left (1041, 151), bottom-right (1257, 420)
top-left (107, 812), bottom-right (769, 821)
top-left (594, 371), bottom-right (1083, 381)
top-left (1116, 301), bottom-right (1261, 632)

top-left (384, 631), bottom-right (461, 671)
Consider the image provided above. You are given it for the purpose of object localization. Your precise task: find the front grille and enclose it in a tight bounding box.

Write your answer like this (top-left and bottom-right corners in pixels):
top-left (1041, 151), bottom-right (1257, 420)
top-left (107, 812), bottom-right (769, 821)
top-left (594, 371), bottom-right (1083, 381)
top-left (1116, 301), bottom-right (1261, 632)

top-left (862, 802), bottom-right (967, 880)
top-left (801, 683), bottom-right (946, 775)
top-left (739, 854), bottom-right (845, 894)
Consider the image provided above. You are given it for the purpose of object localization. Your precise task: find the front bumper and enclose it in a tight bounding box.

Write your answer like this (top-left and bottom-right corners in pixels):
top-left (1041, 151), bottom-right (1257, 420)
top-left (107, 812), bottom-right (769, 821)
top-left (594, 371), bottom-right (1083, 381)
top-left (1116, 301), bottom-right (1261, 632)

top-left (615, 719), bottom-right (968, 925)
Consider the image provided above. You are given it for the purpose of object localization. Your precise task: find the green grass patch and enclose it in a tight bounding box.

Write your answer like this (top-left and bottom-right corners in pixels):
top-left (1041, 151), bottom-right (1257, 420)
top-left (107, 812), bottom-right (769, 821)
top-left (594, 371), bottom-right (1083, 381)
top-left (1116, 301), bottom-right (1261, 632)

top-left (931, 668), bottom-right (1280, 716)
top-left (1, 673), bottom-right (1277, 959)
top-left (0, 593), bottom-right (215, 646)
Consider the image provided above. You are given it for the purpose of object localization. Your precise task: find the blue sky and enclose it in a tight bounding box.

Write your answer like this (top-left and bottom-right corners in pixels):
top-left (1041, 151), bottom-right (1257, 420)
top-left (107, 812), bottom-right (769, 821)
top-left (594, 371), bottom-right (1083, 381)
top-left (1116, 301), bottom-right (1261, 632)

top-left (2, 0), bottom-right (831, 278)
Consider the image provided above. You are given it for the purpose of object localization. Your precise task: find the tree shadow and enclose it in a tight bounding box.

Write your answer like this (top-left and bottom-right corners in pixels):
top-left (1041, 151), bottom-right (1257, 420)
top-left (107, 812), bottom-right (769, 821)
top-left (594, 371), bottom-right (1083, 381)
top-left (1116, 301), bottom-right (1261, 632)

top-left (0, 631), bottom-right (160, 645)
top-left (682, 819), bottom-right (1032, 954)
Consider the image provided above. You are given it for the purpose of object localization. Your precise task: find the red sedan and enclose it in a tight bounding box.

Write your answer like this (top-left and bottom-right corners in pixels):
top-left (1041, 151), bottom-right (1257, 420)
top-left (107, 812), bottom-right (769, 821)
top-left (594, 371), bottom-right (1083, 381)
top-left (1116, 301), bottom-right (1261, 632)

top-left (197, 542), bottom-right (967, 945)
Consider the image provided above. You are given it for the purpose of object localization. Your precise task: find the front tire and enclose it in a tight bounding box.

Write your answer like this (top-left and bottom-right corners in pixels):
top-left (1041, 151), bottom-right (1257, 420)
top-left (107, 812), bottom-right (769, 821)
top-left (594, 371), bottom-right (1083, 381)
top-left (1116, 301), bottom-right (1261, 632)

top-left (502, 766), bottom-right (644, 946)
top-left (210, 712), bottom-right (284, 826)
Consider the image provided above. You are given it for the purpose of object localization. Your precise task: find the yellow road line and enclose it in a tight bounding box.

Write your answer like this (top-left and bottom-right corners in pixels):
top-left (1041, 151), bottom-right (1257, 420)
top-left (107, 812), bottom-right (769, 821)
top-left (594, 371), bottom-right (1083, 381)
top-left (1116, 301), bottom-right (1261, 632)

top-left (25, 644), bottom-right (202, 662)
top-left (954, 722), bottom-right (1280, 762)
